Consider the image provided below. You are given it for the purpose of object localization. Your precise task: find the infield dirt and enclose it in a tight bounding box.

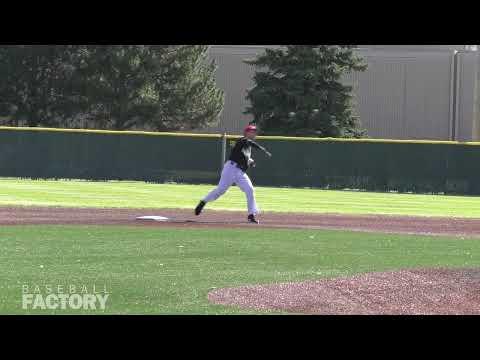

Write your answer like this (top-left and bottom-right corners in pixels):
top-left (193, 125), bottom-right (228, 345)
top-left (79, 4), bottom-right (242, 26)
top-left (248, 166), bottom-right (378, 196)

top-left (2, 206), bottom-right (480, 237)
top-left (209, 268), bottom-right (480, 315)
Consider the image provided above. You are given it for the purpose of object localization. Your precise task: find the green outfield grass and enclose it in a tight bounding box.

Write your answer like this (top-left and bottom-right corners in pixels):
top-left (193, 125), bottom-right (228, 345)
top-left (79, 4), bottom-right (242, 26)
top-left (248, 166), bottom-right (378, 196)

top-left (1, 225), bottom-right (479, 315)
top-left (1, 178), bottom-right (480, 218)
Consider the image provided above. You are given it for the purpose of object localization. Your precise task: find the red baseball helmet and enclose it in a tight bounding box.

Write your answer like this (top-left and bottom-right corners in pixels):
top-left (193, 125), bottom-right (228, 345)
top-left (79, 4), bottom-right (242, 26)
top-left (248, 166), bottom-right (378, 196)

top-left (244, 124), bottom-right (257, 133)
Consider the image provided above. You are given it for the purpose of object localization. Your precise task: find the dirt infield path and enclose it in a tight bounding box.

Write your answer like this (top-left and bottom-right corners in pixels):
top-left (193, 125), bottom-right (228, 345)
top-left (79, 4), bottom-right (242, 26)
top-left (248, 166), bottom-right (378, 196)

top-left (2, 206), bottom-right (480, 237)
top-left (208, 268), bottom-right (480, 315)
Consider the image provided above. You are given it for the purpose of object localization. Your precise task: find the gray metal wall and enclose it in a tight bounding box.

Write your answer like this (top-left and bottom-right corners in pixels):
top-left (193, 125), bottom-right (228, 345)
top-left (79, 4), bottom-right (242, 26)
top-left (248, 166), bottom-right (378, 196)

top-left (344, 48), bottom-right (455, 140)
top-left (207, 45), bottom-right (480, 141)
top-left (455, 51), bottom-right (480, 141)
top-left (359, 45), bottom-right (469, 51)
top-left (207, 46), bottom-right (268, 134)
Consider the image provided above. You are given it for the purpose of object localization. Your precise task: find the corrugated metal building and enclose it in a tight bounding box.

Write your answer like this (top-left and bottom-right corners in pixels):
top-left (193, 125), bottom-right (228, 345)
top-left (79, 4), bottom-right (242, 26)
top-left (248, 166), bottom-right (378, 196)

top-left (207, 45), bottom-right (480, 141)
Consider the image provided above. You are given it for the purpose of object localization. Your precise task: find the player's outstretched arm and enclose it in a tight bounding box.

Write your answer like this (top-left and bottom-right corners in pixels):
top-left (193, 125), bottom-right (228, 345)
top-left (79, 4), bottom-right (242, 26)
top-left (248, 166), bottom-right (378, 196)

top-left (248, 140), bottom-right (272, 158)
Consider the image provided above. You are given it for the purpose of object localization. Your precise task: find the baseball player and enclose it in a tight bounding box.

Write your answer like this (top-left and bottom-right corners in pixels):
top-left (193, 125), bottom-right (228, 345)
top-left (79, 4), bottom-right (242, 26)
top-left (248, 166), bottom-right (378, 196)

top-left (194, 124), bottom-right (272, 224)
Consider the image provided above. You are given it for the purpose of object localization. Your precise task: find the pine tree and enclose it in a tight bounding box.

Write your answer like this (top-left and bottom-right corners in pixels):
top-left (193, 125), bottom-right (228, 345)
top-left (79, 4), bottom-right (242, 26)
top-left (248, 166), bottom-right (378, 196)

top-left (151, 45), bottom-right (225, 131)
top-left (0, 45), bottom-right (86, 127)
top-left (77, 45), bottom-right (224, 131)
top-left (244, 45), bottom-right (367, 137)
top-left (73, 45), bottom-right (169, 130)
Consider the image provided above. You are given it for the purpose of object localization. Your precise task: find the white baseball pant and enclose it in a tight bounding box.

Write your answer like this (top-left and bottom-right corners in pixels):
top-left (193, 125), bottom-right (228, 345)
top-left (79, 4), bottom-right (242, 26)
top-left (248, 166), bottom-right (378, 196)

top-left (203, 161), bottom-right (259, 215)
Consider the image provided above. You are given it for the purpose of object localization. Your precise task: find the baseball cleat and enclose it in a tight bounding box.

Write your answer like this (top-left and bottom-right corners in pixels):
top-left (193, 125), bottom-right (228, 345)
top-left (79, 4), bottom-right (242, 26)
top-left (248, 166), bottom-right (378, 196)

top-left (195, 201), bottom-right (206, 216)
top-left (248, 214), bottom-right (259, 224)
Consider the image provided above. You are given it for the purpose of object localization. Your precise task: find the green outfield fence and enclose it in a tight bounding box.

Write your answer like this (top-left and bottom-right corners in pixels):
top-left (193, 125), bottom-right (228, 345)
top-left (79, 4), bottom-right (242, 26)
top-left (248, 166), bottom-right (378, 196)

top-left (1, 126), bottom-right (480, 195)
top-left (0, 127), bottom-right (223, 184)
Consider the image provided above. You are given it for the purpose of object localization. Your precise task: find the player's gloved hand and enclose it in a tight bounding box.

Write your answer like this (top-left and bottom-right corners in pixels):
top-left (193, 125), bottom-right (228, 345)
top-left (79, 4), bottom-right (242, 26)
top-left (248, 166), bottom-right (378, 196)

top-left (248, 158), bottom-right (256, 167)
top-left (265, 151), bottom-right (272, 158)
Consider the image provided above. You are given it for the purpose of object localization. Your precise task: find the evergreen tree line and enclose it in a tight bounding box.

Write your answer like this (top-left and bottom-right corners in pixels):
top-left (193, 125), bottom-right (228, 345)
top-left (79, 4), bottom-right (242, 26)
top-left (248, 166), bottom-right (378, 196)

top-left (0, 45), bottom-right (367, 137)
top-left (0, 45), bottom-right (224, 131)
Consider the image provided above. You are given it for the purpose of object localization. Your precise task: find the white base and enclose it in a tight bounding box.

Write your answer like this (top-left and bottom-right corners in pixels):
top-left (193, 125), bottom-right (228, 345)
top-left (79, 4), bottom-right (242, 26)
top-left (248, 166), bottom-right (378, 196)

top-left (136, 216), bottom-right (170, 222)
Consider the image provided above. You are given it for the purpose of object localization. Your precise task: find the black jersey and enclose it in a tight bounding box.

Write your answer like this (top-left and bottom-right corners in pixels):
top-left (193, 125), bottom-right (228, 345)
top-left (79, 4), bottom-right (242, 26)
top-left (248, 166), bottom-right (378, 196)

top-left (228, 137), bottom-right (270, 172)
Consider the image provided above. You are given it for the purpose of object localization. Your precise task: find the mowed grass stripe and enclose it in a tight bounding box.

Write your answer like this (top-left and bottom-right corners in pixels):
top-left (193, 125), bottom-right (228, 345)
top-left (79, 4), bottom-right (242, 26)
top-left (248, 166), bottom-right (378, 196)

top-left (1, 179), bottom-right (480, 218)
top-left (0, 225), bottom-right (479, 314)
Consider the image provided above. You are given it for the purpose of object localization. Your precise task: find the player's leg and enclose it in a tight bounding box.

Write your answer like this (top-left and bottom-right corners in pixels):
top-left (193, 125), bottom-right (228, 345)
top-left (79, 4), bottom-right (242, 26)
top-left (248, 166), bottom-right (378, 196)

top-left (195, 162), bottom-right (235, 215)
top-left (203, 173), bottom-right (233, 202)
top-left (235, 172), bottom-right (259, 223)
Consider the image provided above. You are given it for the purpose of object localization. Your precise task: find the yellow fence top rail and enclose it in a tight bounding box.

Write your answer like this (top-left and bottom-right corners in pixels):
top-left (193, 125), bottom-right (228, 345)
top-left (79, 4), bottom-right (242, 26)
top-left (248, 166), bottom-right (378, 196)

top-left (0, 126), bottom-right (222, 139)
top-left (250, 135), bottom-right (480, 146)
top-left (2, 126), bottom-right (480, 146)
